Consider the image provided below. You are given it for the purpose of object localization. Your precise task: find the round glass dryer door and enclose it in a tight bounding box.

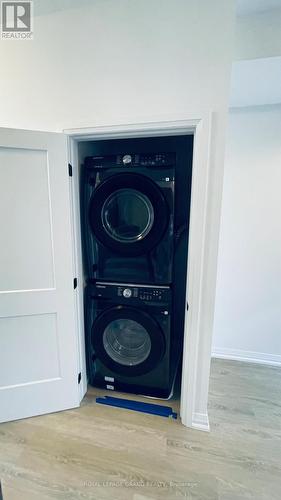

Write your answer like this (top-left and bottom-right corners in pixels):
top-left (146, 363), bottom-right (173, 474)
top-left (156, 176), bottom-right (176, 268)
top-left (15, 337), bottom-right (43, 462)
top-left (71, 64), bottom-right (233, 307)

top-left (89, 173), bottom-right (169, 256)
top-left (91, 306), bottom-right (166, 376)
top-left (101, 189), bottom-right (154, 243)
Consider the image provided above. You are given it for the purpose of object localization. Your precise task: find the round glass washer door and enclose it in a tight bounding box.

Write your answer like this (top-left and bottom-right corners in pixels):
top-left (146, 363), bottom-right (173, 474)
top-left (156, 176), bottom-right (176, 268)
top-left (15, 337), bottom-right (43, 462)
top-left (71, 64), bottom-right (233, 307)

top-left (103, 318), bottom-right (152, 366)
top-left (101, 188), bottom-right (154, 243)
top-left (91, 305), bottom-right (166, 376)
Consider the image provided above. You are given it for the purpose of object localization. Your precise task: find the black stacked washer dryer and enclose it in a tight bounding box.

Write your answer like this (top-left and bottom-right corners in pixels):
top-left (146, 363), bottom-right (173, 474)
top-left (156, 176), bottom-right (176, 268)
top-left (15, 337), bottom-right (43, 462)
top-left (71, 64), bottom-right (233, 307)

top-left (82, 151), bottom-right (182, 398)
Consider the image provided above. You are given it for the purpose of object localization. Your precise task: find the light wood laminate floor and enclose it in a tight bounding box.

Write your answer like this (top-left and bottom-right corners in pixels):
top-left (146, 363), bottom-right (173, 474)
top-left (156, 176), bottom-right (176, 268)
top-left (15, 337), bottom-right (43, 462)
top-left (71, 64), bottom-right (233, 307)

top-left (0, 359), bottom-right (281, 499)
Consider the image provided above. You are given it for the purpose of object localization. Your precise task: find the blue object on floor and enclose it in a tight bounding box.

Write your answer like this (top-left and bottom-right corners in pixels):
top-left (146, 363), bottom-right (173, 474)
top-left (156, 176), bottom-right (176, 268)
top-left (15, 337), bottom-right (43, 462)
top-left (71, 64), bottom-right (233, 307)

top-left (96, 395), bottom-right (177, 419)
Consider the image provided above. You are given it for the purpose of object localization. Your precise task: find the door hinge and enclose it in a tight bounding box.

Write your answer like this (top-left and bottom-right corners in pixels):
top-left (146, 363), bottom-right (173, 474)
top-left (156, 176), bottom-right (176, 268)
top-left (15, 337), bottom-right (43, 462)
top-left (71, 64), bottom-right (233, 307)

top-left (78, 372), bottom-right (82, 384)
top-left (73, 277), bottom-right (78, 289)
top-left (68, 163), bottom-right (73, 177)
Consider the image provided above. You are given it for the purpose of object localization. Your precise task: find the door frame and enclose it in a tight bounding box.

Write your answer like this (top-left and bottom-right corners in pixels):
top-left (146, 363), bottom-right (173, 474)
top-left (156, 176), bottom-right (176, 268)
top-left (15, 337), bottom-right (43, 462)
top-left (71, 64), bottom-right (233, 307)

top-left (66, 111), bottom-right (215, 431)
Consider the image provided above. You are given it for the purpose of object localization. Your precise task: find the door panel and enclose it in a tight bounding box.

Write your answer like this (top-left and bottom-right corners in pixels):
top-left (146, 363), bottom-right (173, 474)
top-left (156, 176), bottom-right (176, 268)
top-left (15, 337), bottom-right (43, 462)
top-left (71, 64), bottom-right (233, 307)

top-left (0, 313), bottom-right (59, 387)
top-left (0, 147), bottom-right (54, 291)
top-left (0, 128), bottom-right (79, 423)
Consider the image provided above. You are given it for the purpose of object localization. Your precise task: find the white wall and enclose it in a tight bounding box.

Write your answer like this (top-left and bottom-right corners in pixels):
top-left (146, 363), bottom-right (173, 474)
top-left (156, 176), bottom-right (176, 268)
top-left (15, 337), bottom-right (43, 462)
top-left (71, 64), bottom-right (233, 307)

top-left (0, 0), bottom-right (235, 132)
top-left (231, 6), bottom-right (281, 108)
top-left (213, 105), bottom-right (281, 365)
top-left (235, 8), bottom-right (281, 60)
top-left (213, 5), bottom-right (281, 366)
top-left (236, 0), bottom-right (281, 17)
top-left (230, 56), bottom-right (281, 108)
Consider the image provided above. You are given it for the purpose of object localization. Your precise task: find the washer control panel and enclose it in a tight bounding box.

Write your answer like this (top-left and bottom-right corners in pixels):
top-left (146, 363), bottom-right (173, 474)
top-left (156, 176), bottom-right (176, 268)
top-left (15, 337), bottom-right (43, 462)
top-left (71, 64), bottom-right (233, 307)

top-left (94, 282), bottom-right (171, 304)
top-left (119, 152), bottom-right (176, 167)
top-left (117, 285), bottom-right (168, 302)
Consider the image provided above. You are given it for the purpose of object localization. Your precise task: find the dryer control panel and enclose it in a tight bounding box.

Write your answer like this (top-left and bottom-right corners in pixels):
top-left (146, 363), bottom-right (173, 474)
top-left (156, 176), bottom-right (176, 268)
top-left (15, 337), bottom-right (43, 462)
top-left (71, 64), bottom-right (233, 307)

top-left (94, 282), bottom-right (171, 304)
top-left (85, 152), bottom-right (176, 169)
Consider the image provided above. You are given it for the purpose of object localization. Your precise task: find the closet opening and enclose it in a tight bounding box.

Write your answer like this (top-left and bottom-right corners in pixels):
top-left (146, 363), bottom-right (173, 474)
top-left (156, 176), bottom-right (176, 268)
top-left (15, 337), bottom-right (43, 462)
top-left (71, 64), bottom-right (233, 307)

top-left (74, 133), bottom-right (194, 417)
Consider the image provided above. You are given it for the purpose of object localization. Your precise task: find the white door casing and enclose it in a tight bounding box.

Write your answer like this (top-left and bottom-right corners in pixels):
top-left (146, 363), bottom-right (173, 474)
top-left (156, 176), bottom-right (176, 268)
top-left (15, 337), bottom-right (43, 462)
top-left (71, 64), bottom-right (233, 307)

top-left (0, 128), bottom-right (79, 423)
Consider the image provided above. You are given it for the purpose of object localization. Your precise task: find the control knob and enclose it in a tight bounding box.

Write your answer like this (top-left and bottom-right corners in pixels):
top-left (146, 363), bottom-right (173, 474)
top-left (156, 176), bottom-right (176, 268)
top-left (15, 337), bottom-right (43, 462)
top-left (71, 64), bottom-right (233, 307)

top-left (123, 288), bottom-right (132, 298)
top-left (123, 154), bottom-right (132, 165)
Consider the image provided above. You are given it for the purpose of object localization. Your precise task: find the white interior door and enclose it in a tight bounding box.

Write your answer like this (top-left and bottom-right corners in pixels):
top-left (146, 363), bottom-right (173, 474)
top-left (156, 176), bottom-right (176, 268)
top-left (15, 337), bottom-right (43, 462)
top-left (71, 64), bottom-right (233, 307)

top-left (0, 128), bottom-right (79, 423)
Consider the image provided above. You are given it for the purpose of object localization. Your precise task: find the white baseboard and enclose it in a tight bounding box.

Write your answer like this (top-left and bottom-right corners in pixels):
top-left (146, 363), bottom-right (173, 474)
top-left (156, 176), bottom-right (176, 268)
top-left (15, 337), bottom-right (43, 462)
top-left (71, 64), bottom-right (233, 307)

top-left (191, 412), bottom-right (210, 432)
top-left (212, 347), bottom-right (281, 367)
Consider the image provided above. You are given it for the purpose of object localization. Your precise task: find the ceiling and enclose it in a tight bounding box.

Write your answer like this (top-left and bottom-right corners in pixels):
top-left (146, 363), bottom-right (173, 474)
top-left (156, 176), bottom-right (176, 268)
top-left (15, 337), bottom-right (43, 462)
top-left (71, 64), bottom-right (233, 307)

top-left (236, 0), bottom-right (281, 16)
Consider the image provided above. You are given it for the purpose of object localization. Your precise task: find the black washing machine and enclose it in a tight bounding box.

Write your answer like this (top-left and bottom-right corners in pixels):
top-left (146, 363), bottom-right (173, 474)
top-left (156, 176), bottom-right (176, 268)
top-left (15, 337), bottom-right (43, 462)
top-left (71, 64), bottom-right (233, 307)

top-left (85, 282), bottom-right (179, 398)
top-left (82, 152), bottom-right (175, 284)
